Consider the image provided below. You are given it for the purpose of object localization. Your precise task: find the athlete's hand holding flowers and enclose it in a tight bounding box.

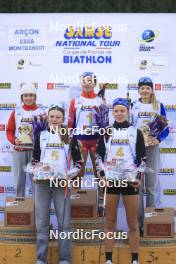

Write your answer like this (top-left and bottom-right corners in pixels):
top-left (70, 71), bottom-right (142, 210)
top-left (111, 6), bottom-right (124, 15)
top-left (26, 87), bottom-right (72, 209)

top-left (140, 114), bottom-right (168, 146)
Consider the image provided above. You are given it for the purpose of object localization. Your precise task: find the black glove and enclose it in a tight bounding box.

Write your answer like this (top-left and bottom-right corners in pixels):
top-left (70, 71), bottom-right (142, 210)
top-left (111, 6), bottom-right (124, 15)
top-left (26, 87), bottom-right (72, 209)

top-left (97, 170), bottom-right (105, 178)
top-left (136, 172), bottom-right (143, 181)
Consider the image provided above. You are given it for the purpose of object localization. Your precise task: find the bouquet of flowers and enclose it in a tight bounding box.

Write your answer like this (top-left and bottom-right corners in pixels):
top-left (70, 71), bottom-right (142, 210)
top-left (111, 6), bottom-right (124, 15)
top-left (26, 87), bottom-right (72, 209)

top-left (26, 162), bottom-right (65, 180)
top-left (25, 162), bottom-right (79, 181)
top-left (32, 113), bottom-right (48, 141)
top-left (140, 114), bottom-right (168, 146)
top-left (104, 159), bottom-right (139, 182)
top-left (148, 114), bottom-right (168, 137)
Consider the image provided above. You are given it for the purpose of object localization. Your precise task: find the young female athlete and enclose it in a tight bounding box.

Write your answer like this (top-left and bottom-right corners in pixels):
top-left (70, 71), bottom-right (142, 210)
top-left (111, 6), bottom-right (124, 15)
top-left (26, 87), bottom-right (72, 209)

top-left (131, 77), bottom-right (169, 233)
top-left (96, 98), bottom-right (146, 264)
top-left (68, 72), bottom-right (109, 186)
top-left (6, 83), bottom-right (45, 197)
top-left (32, 105), bottom-right (83, 264)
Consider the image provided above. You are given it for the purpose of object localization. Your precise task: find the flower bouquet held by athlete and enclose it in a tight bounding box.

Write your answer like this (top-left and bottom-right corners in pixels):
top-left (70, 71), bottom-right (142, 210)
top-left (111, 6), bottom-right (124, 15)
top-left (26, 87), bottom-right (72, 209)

top-left (131, 77), bottom-right (169, 233)
top-left (32, 105), bottom-right (83, 264)
top-left (68, 72), bottom-right (109, 187)
top-left (6, 82), bottom-right (45, 197)
top-left (95, 98), bottom-right (146, 264)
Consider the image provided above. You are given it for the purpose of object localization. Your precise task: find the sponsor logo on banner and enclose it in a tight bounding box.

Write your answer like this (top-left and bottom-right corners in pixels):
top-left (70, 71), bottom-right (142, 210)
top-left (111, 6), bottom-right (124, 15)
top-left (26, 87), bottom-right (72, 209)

top-left (138, 29), bottom-right (160, 52)
top-left (47, 83), bottom-right (69, 90)
top-left (155, 84), bottom-right (161, 90)
top-left (5, 186), bottom-right (16, 194)
top-left (165, 105), bottom-right (176, 133)
top-left (17, 58), bottom-right (42, 70)
top-left (159, 168), bottom-right (175, 175)
top-left (0, 104), bottom-right (16, 110)
top-left (55, 26), bottom-right (121, 64)
top-left (8, 27), bottom-right (46, 54)
top-left (127, 83), bottom-right (138, 91)
top-left (139, 59), bottom-right (148, 70)
top-left (0, 124), bottom-right (5, 131)
top-left (134, 56), bottom-right (168, 71)
top-left (165, 105), bottom-right (176, 111)
top-left (155, 84), bottom-right (176, 91)
top-left (0, 83), bottom-right (11, 89)
top-left (160, 148), bottom-right (176, 153)
top-left (0, 166), bottom-right (12, 172)
top-left (99, 83), bottom-right (118, 89)
top-left (0, 143), bottom-right (13, 153)
top-left (0, 186), bottom-right (15, 194)
top-left (163, 189), bottom-right (176, 195)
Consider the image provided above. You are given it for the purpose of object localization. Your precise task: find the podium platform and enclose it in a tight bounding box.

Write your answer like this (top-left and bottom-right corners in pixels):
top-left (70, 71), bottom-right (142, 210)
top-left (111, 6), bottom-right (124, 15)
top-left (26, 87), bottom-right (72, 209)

top-left (0, 238), bottom-right (176, 264)
top-left (1, 217), bottom-right (176, 264)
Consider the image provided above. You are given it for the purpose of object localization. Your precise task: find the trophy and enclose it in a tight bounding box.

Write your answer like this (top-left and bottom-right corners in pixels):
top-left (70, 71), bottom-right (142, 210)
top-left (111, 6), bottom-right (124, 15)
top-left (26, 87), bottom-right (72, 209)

top-left (139, 124), bottom-right (151, 146)
top-left (18, 124), bottom-right (33, 148)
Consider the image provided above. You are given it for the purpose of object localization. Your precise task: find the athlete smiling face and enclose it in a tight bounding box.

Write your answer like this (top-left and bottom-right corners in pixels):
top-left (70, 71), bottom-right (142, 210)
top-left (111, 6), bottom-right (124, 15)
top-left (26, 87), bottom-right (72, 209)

top-left (138, 85), bottom-right (153, 103)
top-left (48, 109), bottom-right (64, 129)
top-left (48, 107), bottom-right (65, 129)
top-left (22, 93), bottom-right (36, 106)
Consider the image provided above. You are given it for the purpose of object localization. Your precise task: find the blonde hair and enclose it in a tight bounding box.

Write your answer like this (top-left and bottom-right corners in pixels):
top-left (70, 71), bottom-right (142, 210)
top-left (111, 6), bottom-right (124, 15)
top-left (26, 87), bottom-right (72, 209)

top-left (151, 92), bottom-right (159, 111)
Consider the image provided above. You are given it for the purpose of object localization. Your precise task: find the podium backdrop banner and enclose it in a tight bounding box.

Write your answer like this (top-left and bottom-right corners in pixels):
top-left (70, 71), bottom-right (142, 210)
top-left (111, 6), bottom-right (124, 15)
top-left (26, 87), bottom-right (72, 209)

top-left (0, 14), bottom-right (176, 229)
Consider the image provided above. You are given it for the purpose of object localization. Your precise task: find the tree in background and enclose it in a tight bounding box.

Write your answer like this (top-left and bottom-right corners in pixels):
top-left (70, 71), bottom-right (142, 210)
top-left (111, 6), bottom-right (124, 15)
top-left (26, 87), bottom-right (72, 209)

top-left (0, 0), bottom-right (175, 13)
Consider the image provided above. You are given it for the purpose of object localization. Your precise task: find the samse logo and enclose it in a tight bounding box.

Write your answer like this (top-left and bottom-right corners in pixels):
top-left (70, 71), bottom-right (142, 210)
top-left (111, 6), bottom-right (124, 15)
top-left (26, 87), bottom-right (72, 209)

top-left (64, 26), bottom-right (112, 39)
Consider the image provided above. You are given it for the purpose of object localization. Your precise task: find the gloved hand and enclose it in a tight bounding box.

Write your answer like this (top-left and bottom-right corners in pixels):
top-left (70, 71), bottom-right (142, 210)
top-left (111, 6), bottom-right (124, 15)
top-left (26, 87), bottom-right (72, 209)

top-left (93, 105), bottom-right (100, 113)
top-left (136, 171), bottom-right (144, 181)
top-left (137, 160), bottom-right (146, 173)
top-left (129, 179), bottom-right (141, 188)
top-left (97, 170), bottom-right (105, 179)
top-left (129, 172), bottom-right (143, 188)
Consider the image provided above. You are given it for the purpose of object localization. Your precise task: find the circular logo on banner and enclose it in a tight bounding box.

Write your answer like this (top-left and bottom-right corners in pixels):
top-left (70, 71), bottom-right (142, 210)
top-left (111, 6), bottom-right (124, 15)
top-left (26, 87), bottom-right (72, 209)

top-left (138, 29), bottom-right (160, 43)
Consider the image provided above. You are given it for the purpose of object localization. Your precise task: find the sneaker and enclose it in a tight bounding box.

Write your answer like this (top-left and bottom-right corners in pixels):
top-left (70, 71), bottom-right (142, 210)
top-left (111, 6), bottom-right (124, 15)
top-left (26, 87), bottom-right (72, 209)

top-left (105, 261), bottom-right (112, 264)
top-left (132, 261), bottom-right (139, 264)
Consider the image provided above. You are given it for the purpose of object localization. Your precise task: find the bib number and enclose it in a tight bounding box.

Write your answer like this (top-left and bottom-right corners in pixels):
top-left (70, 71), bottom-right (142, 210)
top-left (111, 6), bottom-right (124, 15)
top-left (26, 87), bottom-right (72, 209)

top-left (52, 150), bottom-right (59, 161)
top-left (87, 112), bottom-right (93, 125)
top-left (116, 147), bottom-right (124, 158)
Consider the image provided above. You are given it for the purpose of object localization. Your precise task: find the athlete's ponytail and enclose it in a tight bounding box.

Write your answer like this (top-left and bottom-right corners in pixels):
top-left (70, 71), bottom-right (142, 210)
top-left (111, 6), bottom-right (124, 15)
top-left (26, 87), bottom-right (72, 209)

top-left (151, 92), bottom-right (159, 111)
